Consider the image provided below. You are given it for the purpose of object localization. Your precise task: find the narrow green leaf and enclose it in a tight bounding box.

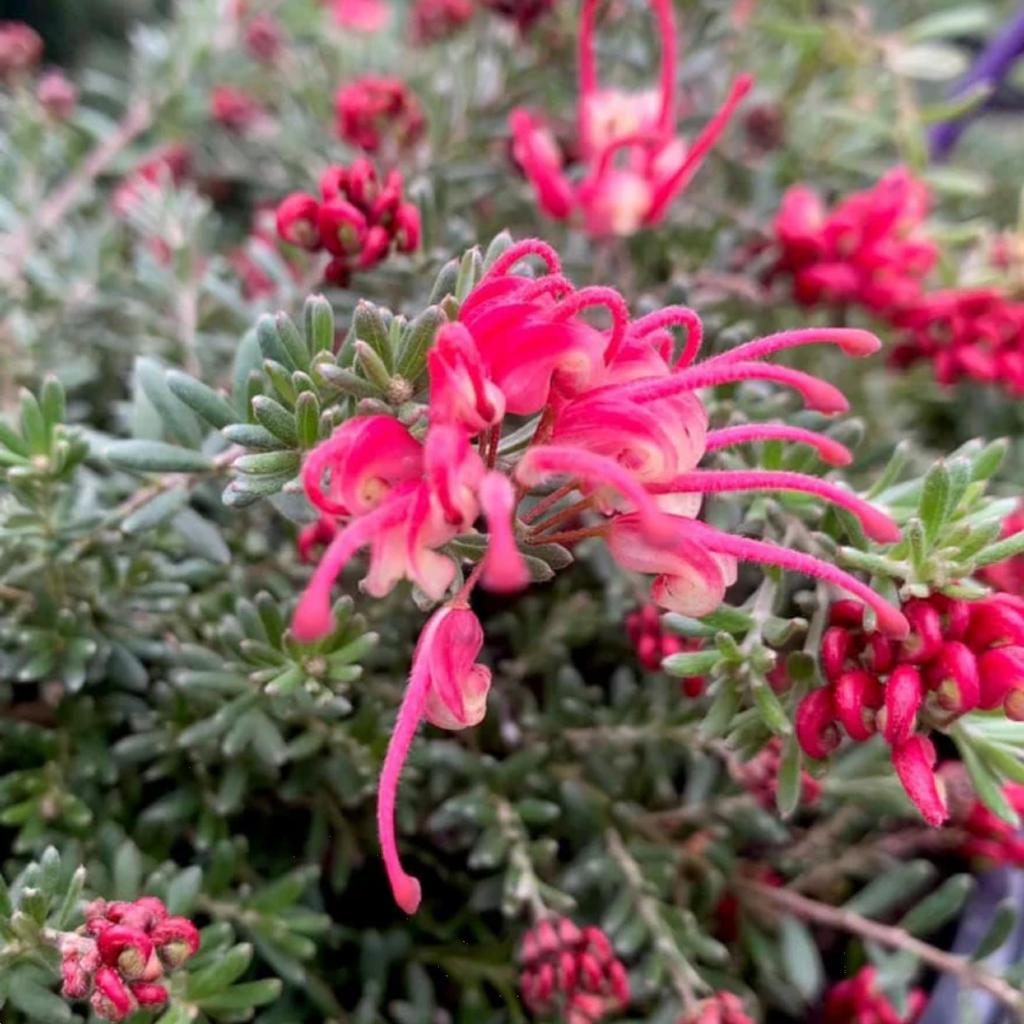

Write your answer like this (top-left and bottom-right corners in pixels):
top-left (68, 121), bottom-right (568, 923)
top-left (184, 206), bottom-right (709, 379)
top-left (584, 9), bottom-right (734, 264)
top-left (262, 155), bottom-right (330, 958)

top-left (187, 944), bottom-right (255, 999)
top-left (843, 861), bottom-right (935, 918)
top-left (0, 417), bottom-right (29, 457)
top-left (304, 294), bottom-right (335, 355)
top-left (397, 305), bottom-right (445, 383)
top-left (972, 898), bottom-right (1016, 960)
top-left (662, 650), bottom-right (719, 676)
top-left (234, 451), bottom-right (301, 476)
top-left (105, 440), bottom-right (213, 474)
top-left (455, 247), bottom-right (484, 302)
top-left (483, 231), bottom-right (514, 269)
top-left (275, 312), bottom-right (310, 371)
top-left (779, 916), bottom-right (824, 1003)
top-left (195, 979), bottom-right (283, 1012)
top-left (353, 301), bottom-right (393, 371)
top-left (701, 677), bottom-right (741, 739)
top-left (751, 676), bottom-right (792, 735)
top-left (19, 389), bottom-right (47, 456)
top-left (232, 330), bottom-right (262, 415)
top-left (919, 460), bottom-right (951, 545)
top-left (295, 392), bottom-right (320, 448)
top-left (252, 396), bottom-right (298, 447)
top-left (898, 875), bottom-right (973, 936)
top-left (776, 734), bottom-right (802, 818)
top-left (137, 358), bottom-right (203, 447)
top-left (428, 258), bottom-right (460, 305)
top-left (221, 423), bottom-right (282, 450)
top-left (122, 489), bottom-right (190, 533)
top-left (167, 865), bottom-right (203, 916)
top-left (257, 314), bottom-right (294, 369)
top-left (39, 376), bottom-right (66, 431)
top-left (971, 439), bottom-right (1008, 482)
top-left (167, 371), bottom-right (237, 430)
top-left (958, 734), bottom-right (1020, 826)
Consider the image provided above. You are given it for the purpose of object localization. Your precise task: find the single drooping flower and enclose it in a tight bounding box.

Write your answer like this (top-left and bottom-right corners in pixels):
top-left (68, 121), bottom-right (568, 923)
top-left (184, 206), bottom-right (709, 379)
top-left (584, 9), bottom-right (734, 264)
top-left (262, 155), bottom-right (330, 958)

top-left (209, 85), bottom-right (265, 133)
top-left (799, 592), bottom-right (1024, 826)
top-left (519, 917), bottom-right (630, 1024)
top-left (0, 21), bottom-right (42, 79)
top-left (889, 287), bottom-right (1024, 396)
top-left (57, 897), bottom-right (199, 1021)
top-left (412, 0), bottom-right (475, 43)
top-left (37, 70), bottom-right (78, 121)
top-left (335, 77), bottom-right (425, 154)
top-left (771, 168), bottom-right (937, 316)
top-left (275, 159), bottom-right (421, 285)
top-left (293, 237), bottom-right (908, 910)
top-left (821, 967), bottom-right (926, 1024)
top-left (510, 0), bottom-right (751, 236)
top-left (678, 992), bottom-right (754, 1024)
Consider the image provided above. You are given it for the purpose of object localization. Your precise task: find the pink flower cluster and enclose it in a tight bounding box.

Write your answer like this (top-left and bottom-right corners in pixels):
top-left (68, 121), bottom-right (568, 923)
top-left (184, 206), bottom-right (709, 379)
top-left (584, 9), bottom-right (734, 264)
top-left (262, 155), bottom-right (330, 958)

top-left (292, 237), bottom-right (909, 911)
top-left (798, 594), bottom-right (1024, 826)
top-left (678, 992), bottom-right (754, 1024)
top-left (275, 159), bottom-right (420, 286)
top-left (59, 897), bottom-right (200, 1021)
top-left (772, 169), bottom-right (937, 314)
top-left (738, 737), bottom-right (820, 811)
top-left (111, 145), bottom-right (193, 219)
top-left (209, 84), bottom-right (265, 134)
top-left (626, 604), bottom-right (690, 670)
top-left (510, 0), bottom-right (751, 237)
top-left (822, 967), bottom-right (925, 1024)
top-left (518, 918), bottom-right (629, 1024)
top-left (335, 77), bottom-right (425, 154)
top-left (0, 21), bottom-right (42, 79)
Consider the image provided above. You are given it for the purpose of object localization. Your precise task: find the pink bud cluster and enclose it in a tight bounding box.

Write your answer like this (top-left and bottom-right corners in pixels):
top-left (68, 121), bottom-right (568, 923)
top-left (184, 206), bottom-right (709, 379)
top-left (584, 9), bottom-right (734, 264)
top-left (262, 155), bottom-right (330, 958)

top-left (771, 168), bottom-right (936, 315)
top-left (412, 0), bottom-right (475, 43)
top-left (625, 604), bottom-right (696, 678)
top-left (244, 13), bottom-right (284, 63)
top-left (209, 84), bottom-right (265, 134)
top-left (738, 737), bottom-right (820, 811)
top-left (335, 77), bottom-right (425, 154)
top-left (111, 145), bottom-right (193, 219)
top-left (822, 967), bottom-right (925, 1024)
top-left (59, 897), bottom-right (200, 1021)
top-left (275, 159), bottom-right (420, 286)
top-left (519, 918), bottom-right (629, 1024)
top-left (798, 594), bottom-right (1024, 826)
top-left (0, 21), bottom-right (42, 80)
top-left (678, 992), bottom-right (754, 1024)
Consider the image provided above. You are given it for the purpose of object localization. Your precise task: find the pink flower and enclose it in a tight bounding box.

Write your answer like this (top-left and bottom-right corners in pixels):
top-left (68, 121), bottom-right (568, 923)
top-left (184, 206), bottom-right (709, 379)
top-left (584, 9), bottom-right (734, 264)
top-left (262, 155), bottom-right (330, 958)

top-left (379, 605), bottom-right (492, 913)
top-left (110, 145), bottom-right (192, 219)
top-left (37, 71), bottom-right (78, 121)
top-left (509, 0), bottom-right (750, 236)
top-left (335, 77), bottom-right (425, 153)
top-left (293, 238), bottom-right (909, 909)
top-left (328, 0), bottom-right (391, 32)
top-left (0, 21), bottom-right (42, 79)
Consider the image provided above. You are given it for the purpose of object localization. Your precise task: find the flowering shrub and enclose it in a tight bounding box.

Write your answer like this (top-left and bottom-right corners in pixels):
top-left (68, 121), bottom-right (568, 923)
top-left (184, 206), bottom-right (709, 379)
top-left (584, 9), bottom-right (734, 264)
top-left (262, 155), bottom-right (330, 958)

top-left (5, 2), bottom-right (1024, 1024)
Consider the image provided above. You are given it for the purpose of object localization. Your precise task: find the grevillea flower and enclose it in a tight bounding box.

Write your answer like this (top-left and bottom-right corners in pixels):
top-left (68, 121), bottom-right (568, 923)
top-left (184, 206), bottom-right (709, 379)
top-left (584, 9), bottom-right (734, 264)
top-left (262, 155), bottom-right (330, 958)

top-left (771, 168), bottom-right (937, 316)
top-left (509, 0), bottom-right (751, 236)
top-left (0, 21), bottom-right (42, 80)
top-left (335, 77), bottom-right (425, 154)
top-left (801, 592), bottom-right (1024, 825)
top-left (822, 967), bottom-right (926, 1024)
top-left (943, 764), bottom-right (1024, 868)
top-left (738, 737), bottom-right (820, 811)
top-left (294, 237), bottom-right (908, 910)
top-left (519, 917), bottom-right (630, 1024)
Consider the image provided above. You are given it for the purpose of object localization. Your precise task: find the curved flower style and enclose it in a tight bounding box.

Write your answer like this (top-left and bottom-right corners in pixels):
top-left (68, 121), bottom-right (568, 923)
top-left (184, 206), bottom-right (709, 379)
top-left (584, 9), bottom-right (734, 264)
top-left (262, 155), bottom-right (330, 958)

top-left (293, 237), bottom-right (908, 911)
top-left (509, 0), bottom-right (752, 236)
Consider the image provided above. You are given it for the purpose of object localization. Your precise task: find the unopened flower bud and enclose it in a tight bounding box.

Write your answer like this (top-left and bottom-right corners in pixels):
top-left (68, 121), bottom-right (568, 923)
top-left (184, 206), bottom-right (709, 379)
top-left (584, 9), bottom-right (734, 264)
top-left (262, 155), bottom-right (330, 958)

top-left (892, 735), bottom-right (948, 826)
top-left (130, 983), bottom-right (169, 1008)
top-left (821, 626), bottom-right (851, 682)
top-left (966, 599), bottom-right (1024, 651)
top-left (358, 224), bottom-right (392, 269)
top-left (151, 916), bottom-right (201, 969)
top-left (900, 600), bottom-right (943, 664)
top-left (276, 193), bottom-right (322, 250)
top-left (317, 199), bottom-right (368, 257)
top-left (795, 688), bottom-right (840, 760)
top-left (324, 256), bottom-right (352, 288)
top-left (863, 633), bottom-right (893, 674)
top-left (346, 157), bottom-right (379, 209)
top-left (394, 202), bottom-right (421, 252)
top-left (1006, 687), bottom-right (1024, 721)
top-left (833, 669), bottom-right (884, 742)
top-left (881, 664), bottom-right (922, 746)
top-left (61, 954), bottom-right (92, 1000)
top-left (320, 165), bottom-right (350, 201)
top-left (91, 967), bottom-right (134, 1022)
top-left (829, 600), bottom-right (864, 628)
top-left (977, 646), bottom-right (1024, 709)
top-left (927, 641), bottom-right (980, 714)
top-left (97, 925), bottom-right (154, 981)
top-left (37, 71), bottom-right (78, 121)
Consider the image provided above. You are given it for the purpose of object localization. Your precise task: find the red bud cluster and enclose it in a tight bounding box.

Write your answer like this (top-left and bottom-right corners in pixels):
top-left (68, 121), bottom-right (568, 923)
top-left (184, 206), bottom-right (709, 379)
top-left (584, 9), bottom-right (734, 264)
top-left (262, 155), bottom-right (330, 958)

top-left (59, 897), bottom-right (200, 1021)
top-left (0, 21), bottom-right (43, 80)
top-left (334, 77), bottom-right (425, 154)
top-left (209, 85), bottom-right (264, 133)
top-left (625, 605), bottom-right (702, 691)
top-left (275, 158), bottom-right (421, 286)
top-left (412, 0), bottom-right (475, 43)
top-left (519, 917), bottom-right (630, 1024)
top-left (797, 594), bottom-right (1024, 826)
top-left (738, 737), bottom-right (820, 811)
top-left (822, 966), bottom-right (926, 1024)
top-left (678, 992), bottom-right (754, 1024)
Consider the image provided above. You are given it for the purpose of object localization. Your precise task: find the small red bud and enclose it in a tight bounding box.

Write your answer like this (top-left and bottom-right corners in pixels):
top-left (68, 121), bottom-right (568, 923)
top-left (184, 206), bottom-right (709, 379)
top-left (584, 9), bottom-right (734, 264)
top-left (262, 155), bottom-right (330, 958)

top-left (606, 958), bottom-right (630, 1006)
top-left (829, 600), bottom-right (864, 628)
top-left (346, 156), bottom-right (379, 209)
top-left (276, 193), bottom-right (322, 250)
top-left (795, 688), bottom-right (841, 759)
top-left (320, 165), bottom-right (350, 201)
top-left (821, 626), bottom-right (851, 682)
top-left (977, 646), bottom-right (1024, 709)
top-left (966, 599), bottom-right (1024, 651)
top-left (393, 202), bottom-right (421, 252)
top-left (324, 256), bottom-right (352, 288)
top-left (881, 664), bottom-right (922, 746)
top-left (96, 924), bottom-right (154, 981)
top-left (317, 199), bottom-right (368, 257)
top-left (151, 916), bottom-right (201, 969)
top-left (61, 954), bottom-right (92, 1000)
top-left (833, 669), bottom-right (884, 742)
top-left (130, 983), bottom-right (169, 1008)
top-left (863, 633), bottom-right (894, 674)
top-left (358, 224), bottom-right (392, 269)
top-left (91, 967), bottom-right (134, 1022)
top-left (926, 641), bottom-right (980, 714)
top-left (899, 600), bottom-right (944, 664)
top-left (892, 735), bottom-right (948, 827)
top-left (1006, 687), bottom-right (1024, 721)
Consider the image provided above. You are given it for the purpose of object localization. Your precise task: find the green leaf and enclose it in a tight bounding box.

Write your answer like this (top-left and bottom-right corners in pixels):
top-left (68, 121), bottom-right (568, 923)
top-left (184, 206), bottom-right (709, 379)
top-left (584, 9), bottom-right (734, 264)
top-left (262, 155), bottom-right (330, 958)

top-left (305, 294), bottom-right (335, 355)
top-left (137, 358), bottom-right (203, 448)
top-left (167, 371), bottom-right (238, 430)
top-left (429, 258), bottom-right (460, 305)
top-left (919, 460), bottom-right (951, 545)
top-left (295, 391), bottom-right (321, 449)
top-left (0, 870), bottom-right (12, 918)
top-left (889, 41), bottom-right (969, 81)
top-left (19, 388), bottom-right (47, 455)
top-left (397, 305), bottom-right (445, 383)
top-left (455, 247), bottom-right (484, 302)
top-left (315, 363), bottom-right (383, 399)
top-left (662, 650), bottom-right (719, 676)
top-left (958, 733), bottom-right (1021, 826)
top-left (113, 840), bottom-right (143, 900)
top-left (221, 423), bottom-right (282, 449)
top-left (9, 974), bottom-right (72, 1024)
top-left (234, 451), bottom-right (301, 476)
top-left (904, 7), bottom-right (993, 43)
top-left (0, 416), bottom-right (29, 457)
top-left (843, 861), bottom-right (936, 918)
top-left (252, 396), bottom-right (298, 447)
top-left (232, 330), bottom-right (263, 415)
top-left (779, 916), bottom-right (824, 1003)
top-left (972, 898), bottom-right (1017, 960)
top-left (974, 531), bottom-right (1024, 570)
top-left (898, 875), bottom-right (973, 936)
top-left (701, 677), bottom-right (741, 740)
top-left (39, 376), bottom-right (66, 431)
top-left (776, 735), bottom-right (802, 819)
top-left (483, 231), bottom-right (514, 269)
top-left (353, 301), bottom-right (393, 371)
top-left (122, 489), bottom-right (190, 533)
top-left (195, 980), bottom-right (283, 1012)
top-left (275, 312), bottom-right (310, 371)
top-left (250, 867), bottom-right (315, 913)
top-left (970, 439), bottom-right (1008, 482)
top-left (751, 676), bottom-right (792, 735)
top-left (167, 865), bottom-right (203, 915)
top-left (188, 944), bottom-right (255, 999)
top-left (105, 440), bottom-right (213, 473)
top-left (257, 314), bottom-right (294, 370)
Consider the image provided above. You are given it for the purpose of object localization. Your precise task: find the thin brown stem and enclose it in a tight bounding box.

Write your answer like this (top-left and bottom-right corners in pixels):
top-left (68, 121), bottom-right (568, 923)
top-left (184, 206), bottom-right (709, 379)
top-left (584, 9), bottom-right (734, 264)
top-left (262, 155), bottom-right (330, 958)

top-left (740, 881), bottom-right (1024, 1020)
top-left (524, 524), bottom-right (609, 547)
top-left (528, 495), bottom-right (596, 537)
top-left (521, 480), bottom-right (578, 525)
